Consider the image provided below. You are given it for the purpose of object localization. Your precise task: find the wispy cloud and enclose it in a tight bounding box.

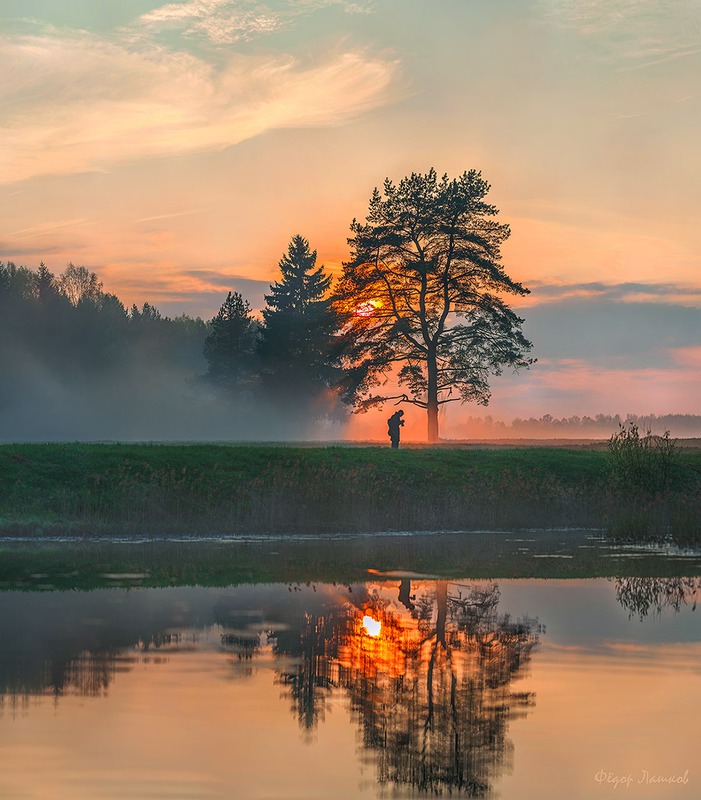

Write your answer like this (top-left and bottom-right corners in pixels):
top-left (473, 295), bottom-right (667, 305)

top-left (521, 358), bottom-right (701, 410)
top-left (136, 209), bottom-right (210, 224)
top-left (541, 0), bottom-right (701, 68)
top-left (6, 218), bottom-right (89, 239)
top-left (1, 217), bottom-right (91, 262)
top-left (135, 0), bottom-right (375, 44)
top-left (100, 270), bottom-right (271, 316)
top-left (618, 46), bottom-right (701, 72)
top-left (181, 269), bottom-right (269, 288)
top-left (0, 30), bottom-right (398, 184)
top-left (670, 345), bottom-right (701, 369)
top-left (520, 294), bottom-right (701, 375)
top-left (0, 243), bottom-right (70, 259)
top-left (479, 354), bottom-right (701, 419)
top-left (137, 0), bottom-right (284, 43)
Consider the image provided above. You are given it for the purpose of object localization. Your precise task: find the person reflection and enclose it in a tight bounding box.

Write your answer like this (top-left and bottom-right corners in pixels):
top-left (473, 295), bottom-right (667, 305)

top-left (398, 578), bottom-right (415, 612)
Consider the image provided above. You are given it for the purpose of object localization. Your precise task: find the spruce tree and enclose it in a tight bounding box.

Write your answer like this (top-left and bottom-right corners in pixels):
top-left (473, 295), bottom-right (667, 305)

top-left (259, 235), bottom-right (341, 412)
top-left (204, 291), bottom-right (257, 393)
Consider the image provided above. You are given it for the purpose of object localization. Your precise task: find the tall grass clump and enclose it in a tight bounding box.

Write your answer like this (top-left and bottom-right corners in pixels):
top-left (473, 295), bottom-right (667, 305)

top-left (604, 423), bottom-right (701, 542)
top-left (607, 423), bottom-right (678, 493)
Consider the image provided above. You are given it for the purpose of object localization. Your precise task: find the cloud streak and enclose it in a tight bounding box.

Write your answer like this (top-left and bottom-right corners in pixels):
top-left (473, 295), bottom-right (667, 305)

top-left (521, 296), bottom-right (701, 370)
top-left (541, 0), bottom-right (701, 69)
top-left (136, 0), bottom-right (375, 44)
top-left (138, 0), bottom-right (284, 43)
top-left (0, 29), bottom-right (398, 184)
top-left (527, 280), bottom-right (701, 307)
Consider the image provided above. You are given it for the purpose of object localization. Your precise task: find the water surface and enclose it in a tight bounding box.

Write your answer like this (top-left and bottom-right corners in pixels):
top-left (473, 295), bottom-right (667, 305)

top-left (1, 561), bottom-right (699, 799)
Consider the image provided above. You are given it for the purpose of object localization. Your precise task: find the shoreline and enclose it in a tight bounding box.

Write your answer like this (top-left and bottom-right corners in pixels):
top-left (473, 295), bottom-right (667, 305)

top-left (2, 529), bottom-right (699, 591)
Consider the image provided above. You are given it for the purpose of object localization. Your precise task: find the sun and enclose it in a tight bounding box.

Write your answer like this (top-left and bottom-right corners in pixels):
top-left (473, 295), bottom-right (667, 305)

top-left (362, 614), bottom-right (382, 637)
top-left (355, 300), bottom-right (382, 317)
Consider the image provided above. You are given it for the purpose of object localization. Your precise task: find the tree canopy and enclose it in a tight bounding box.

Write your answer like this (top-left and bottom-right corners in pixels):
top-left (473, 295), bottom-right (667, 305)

top-left (334, 169), bottom-right (534, 442)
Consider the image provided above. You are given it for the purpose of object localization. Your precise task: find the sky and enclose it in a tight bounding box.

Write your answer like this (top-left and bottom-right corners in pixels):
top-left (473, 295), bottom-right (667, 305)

top-left (1, 0), bottom-right (700, 432)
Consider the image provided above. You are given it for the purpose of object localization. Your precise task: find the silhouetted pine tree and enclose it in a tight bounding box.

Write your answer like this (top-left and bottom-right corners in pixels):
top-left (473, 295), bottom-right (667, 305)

top-left (204, 291), bottom-right (257, 394)
top-left (258, 235), bottom-right (342, 415)
top-left (35, 262), bottom-right (63, 306)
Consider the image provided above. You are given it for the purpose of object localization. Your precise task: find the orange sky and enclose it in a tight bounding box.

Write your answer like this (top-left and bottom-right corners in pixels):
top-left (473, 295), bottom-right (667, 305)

top-left (2, 0), bottom-right (700, 422)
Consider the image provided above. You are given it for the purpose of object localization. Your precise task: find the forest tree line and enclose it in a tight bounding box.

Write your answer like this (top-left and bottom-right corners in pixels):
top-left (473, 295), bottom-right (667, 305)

top-left (5, 254), bottom-right (696, 441)
top-left (0, 237), bottom-right (349, 440)
top-left (0, 260), bottom-right (207, 382)
top-left (458, 413), bottom-right (701, 439)
top-left (0, 234), bottom-right (347, 430)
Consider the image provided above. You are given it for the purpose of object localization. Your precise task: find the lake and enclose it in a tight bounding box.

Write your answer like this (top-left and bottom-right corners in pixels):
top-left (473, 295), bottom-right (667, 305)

top-left (1, 532), bottom-right (699, 799)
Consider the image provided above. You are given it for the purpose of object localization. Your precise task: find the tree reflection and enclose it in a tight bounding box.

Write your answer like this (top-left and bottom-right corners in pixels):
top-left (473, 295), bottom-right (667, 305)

top-left (275, 580), bottom-right (539, 796)
top-left (1, 577), bottom-right (539, 797)
top-left (614, 577), bottom-right (700, 619)
top-left (276, 612), bottom-right (343, 732)
top-left (0, 634), bottom-right (173, 714)
top-left (0, 588), bottom-right (193, 714)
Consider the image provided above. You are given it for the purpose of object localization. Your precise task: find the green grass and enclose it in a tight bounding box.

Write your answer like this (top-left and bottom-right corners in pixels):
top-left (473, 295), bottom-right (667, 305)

top-left (1, 442), bottom-right (700, 539)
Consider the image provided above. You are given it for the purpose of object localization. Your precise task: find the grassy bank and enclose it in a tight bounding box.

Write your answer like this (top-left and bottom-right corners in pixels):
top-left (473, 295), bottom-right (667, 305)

top-left (1, 443), bottom-right (700, 540)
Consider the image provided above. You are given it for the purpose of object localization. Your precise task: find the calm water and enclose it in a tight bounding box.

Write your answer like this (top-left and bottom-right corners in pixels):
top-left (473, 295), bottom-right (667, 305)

top-left (1, 537), bottom-right (700, 799)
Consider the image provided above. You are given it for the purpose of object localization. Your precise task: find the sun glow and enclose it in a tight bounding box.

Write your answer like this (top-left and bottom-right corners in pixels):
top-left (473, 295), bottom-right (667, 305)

top-left (362, 615), bottom-right (382, 637)
top-left (355, 300), bottom-right (381, 317)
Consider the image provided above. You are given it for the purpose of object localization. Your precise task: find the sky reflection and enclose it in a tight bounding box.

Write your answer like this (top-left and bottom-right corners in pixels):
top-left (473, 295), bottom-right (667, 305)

top-left (0, 578), bottom-right (699, 799)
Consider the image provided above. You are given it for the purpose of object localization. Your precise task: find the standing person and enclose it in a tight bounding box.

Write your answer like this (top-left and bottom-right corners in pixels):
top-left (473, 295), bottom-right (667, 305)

top-left (387, 409), bottom-right (404, 449)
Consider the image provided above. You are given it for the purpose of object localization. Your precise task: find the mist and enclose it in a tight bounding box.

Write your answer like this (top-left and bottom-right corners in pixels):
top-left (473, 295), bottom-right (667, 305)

top-left (0, 358), bottom-right (348, 444)
top-left (0, 261), bottom-right (347, 444)
top-left (442, 412), bottom-right (701, 441)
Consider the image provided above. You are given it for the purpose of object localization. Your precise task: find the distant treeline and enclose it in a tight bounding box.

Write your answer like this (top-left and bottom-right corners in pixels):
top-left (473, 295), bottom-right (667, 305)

top-left (0, 239), bottom-right (346, 441)
top-left (0, 260), bottom-right (207, 381)
top-left (457, 413), bottom-right (701, 439)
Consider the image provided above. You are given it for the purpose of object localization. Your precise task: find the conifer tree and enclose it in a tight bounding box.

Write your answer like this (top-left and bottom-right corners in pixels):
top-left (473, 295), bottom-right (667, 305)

top-left (204, 291), bottom-right (257, 393)
top-left (259, 235), bottom-right (341, 412)
top-left (35, 262), bottom-right (63, 306)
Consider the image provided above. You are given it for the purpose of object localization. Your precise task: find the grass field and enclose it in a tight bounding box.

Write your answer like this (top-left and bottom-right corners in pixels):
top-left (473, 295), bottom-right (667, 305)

top-left (1, 442), bottom-right (700, 540)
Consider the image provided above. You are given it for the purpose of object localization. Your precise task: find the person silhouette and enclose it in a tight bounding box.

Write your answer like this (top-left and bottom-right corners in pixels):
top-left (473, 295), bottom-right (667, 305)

top-left (387, 409), bottom-right (405, 449)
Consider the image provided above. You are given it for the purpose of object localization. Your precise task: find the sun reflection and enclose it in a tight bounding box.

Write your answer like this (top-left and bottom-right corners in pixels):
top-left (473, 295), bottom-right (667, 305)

top-left (361, 614), bottom-right (381, 637)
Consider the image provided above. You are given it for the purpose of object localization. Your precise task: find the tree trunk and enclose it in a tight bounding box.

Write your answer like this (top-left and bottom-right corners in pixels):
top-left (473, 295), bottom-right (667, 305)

top-left (436, 580), bottom-right (448, 647)
top-left (427, 349), bottom-right (439, 443)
